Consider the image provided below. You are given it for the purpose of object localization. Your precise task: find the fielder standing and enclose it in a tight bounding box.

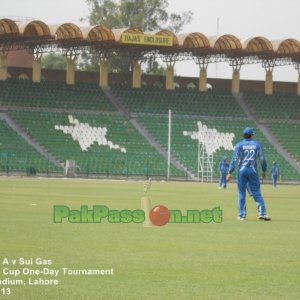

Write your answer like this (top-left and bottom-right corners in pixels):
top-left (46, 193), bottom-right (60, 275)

top-left (271, 161), bottom-right (279, 188)
top-left (218, 157), bottom-right (229, 189)
top-left (226, 127), bottom-right (271, 221)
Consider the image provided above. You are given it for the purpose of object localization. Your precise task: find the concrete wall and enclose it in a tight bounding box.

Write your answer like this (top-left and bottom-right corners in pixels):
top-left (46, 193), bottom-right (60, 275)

top-left (7, 50), bottom-right (33, 68)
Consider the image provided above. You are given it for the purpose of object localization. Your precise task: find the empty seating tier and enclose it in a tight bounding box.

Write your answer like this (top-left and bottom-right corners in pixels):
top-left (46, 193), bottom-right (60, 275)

top-left (243, 92), bottom-right (300, 121)
top-left (112, 87), bottom-right (246, 117)
top-left (139, 115), bottom-right (300, 180)
top-left (0, 118), bottom-right (60, 173)
top-left (0, 79), bottom-right (116, 111)
top-left (11, 111), bottom-right (184, 177)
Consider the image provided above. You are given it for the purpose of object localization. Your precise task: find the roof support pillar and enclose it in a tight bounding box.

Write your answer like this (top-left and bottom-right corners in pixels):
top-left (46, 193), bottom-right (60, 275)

top-left (230, 58), bottom-right (243, 94)
top-left (32, 50), bottom-right (42, 83)
top-left (132, 59), bottom-right (141, 89)
top-left (65, 50), bottom-right (77, 85)
top-left (0, 52), bottom-right (8, 81)
top-left (232, 69), bottom-right (240, 94)
top-left (199, 68), bottom-right (207, 92)
top-left (99, 58), bottom-right (108, 87)
top-left (166, 65), bottom-right (174, 90)
top-left (262, 60), bottom-right (274, 95)
top-left (195, 57), bottom-right (209, 92)
top-left (265, 70), bottom-right (273, 95)
top-left (163, 55), bottom-right (177, 90)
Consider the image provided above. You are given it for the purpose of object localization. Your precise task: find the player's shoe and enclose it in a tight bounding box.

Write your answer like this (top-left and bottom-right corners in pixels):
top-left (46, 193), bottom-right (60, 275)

top-left (237, 216), bottom-right (246, 221)
top-left (258, 215), bottom-right (271, 221)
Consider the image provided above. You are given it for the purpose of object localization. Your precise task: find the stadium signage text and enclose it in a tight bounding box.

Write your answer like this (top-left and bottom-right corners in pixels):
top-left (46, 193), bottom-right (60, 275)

top-left (53, 205), bottom-right (222, 225)
top-left (121, 33), bottom-right (173, 46)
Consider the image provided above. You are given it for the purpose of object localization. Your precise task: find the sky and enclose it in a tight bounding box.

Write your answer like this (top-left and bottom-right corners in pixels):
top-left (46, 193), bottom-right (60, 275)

top-left (1, 0), bottom-right (299, 82)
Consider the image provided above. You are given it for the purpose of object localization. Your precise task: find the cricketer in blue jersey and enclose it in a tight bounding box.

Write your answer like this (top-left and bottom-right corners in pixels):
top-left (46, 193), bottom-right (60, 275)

top-left (218, 157), bottom-right (229, 189)
top-left (226, 127), bottom-right (271, 221)
top-left (271, 161), bottom-right (279, 188)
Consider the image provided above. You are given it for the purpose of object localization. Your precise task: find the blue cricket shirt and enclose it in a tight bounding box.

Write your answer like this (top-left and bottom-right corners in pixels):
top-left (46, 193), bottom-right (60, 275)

top-left (228, 138), bottom-right (267, 174)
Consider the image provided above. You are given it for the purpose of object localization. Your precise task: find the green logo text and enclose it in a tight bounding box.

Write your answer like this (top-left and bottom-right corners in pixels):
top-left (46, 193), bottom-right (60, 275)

top-left (53, 205), bottom-right (145, 223)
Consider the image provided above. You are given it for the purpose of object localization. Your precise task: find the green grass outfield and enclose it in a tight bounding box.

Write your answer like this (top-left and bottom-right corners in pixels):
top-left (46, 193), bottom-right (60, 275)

top-left (0, 177), bottom-right (299, 300)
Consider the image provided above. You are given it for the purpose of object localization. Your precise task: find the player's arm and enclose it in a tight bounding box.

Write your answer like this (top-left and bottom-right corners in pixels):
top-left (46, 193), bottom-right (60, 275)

top-left (226, 144), bottom-right (240, 181)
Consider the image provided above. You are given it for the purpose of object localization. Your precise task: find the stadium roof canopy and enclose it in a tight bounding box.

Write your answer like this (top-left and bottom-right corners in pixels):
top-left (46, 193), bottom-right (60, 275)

top-left (81, 25), bottom-right (115, 42)
top-left (178, 32), bottom-right (210, 49)
top-left (0, 18), bottom-right (19, 35)
top-left (18, 20), bottom-right (51, 37)
top-left (0, 18), bottom-right (299, 64)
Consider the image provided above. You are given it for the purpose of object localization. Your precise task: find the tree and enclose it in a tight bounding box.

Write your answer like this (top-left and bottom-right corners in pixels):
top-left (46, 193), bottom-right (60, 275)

top-left (83, 0), bottom-right (193, 73)
top-left (86, 0), bottom-right (122, 29)
top-left (86, 0), bottom-right (170, 31)
top-left (145, 59), bottom-right (165, 76)
top-left (41, 53), bottom-right (66, 70)
top-left (85, 0), bottom-right (193, 34)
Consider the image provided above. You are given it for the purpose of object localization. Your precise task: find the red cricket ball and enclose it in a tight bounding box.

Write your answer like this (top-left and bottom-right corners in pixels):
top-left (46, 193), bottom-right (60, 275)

top-left (149, 205), bottom-right (170, 226)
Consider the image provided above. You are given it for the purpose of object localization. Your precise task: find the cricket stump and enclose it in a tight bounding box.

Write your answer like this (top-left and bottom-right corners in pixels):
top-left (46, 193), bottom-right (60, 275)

top-left (141, 196), bottom-right (152, 227)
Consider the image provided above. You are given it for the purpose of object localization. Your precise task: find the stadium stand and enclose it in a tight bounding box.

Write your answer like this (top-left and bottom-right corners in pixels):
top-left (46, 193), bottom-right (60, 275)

top-left (112, 86), bottom-right (246, 117)
top-left (266, 122), bottom-right (300, 164)
top-left (243, 92), bottom-right (300, 121)
top-left (242, 91), bottom-right (300, 179)
top-left (109, 87), bottom-right (300, 180)
top-left (10, 111), bottom-right (184, 177)
top-left (139, 115), bottom-right (300, 180)
top-left (0, 79), bottom-right (299, 180)
top-left (0, 78), bottom-right (116, 111)
top-left (0, 118), bottom-right (60, 174)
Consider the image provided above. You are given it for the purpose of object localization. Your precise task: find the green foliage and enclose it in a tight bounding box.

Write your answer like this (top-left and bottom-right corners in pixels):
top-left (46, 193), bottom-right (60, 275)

top-left (168, 11), bottom-right (193, 34)
top-left (118, 0), bottom-right (168, 31)
top-left (41, 53), bottom-right (66, 70)
top-left (86, 0), bottom-right (189, 32)
top-left (77, 51), bottom-right (99, 71)
top-left (83, 0), bottom-right (193, 73)
top-left (145, 59), bottom-right (166, 75)
top-left (87, 0), bottom-right (122, 28)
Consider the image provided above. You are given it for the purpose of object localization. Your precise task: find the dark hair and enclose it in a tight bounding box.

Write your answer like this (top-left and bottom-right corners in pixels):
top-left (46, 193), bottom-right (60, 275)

top-left (243, 133), bottom-right (253, 139)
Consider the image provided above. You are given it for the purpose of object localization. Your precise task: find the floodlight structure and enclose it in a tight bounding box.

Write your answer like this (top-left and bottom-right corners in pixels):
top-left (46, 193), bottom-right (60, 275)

top-left (197, 141), bottom-right (213, 181)
top-left (183, 122), bottom-right (214, 182)
top-left (183, 121), bottom-right (235, 182)
top-left (196, 123), bottom-right (214, 182)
